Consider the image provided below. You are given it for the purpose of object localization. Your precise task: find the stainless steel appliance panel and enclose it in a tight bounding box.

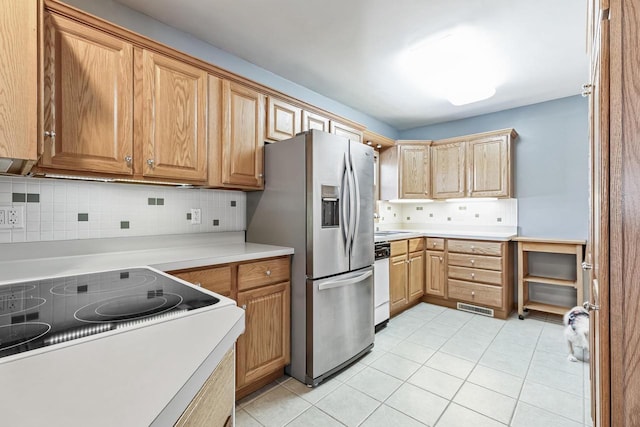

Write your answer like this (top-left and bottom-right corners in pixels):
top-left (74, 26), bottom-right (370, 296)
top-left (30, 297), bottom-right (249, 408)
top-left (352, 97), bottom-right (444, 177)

top-left (307, 131), bottom-right (350, 279)
top-left (306, 266), bottom-right (374, 382)
top-left (348, 142), bottom-right (375, 271)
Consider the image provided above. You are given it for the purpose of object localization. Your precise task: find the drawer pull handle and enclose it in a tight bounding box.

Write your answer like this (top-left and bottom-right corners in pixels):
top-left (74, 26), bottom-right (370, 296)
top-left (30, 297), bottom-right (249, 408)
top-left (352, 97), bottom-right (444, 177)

top-left (266, 270), bottom-right (272, 276)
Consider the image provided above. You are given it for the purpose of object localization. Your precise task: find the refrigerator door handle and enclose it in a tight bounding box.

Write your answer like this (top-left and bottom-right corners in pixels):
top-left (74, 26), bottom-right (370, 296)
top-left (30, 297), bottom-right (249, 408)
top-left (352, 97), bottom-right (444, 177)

top-left (342, 152), bottom-right (352, 256)
top-left (350, 151), bottom-right (361, 250)
top-left (347, 154), bottom-right (357, 256)
top-left (318, 270), bottom-right (373, 291)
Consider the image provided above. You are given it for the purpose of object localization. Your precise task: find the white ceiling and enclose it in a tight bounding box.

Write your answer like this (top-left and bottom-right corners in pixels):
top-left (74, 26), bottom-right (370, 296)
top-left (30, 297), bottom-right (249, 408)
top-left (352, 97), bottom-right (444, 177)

top-left (115, 0), bottom-right (589, 131)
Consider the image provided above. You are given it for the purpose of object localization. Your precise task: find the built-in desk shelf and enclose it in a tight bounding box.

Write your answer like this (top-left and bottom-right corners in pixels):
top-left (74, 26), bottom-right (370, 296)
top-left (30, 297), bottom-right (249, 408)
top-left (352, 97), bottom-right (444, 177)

top-left (515, 237), bottom-right (585, 319)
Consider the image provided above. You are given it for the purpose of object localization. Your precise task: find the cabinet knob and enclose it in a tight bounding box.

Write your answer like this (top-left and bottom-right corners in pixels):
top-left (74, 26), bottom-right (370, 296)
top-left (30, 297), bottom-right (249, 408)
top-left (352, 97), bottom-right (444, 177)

top-left (125, 156), bottom-right (132, 165)
top-left (406, 260), bottom-right (410, 264)
top-left (439, 257), bottom-right (443, 262)
top-left (258, 173), bottom-right (264, 178)
top-left (433, 242), bottom-right (437, 247)
top-left (194, 282), bottom-right (201, 287)
top-left (470, 259), bottom-right (475, 264)
top-left (241, 304), bottom-right (247, 310)
top-left (471, 273), bottom-right (475, 279)
top-left (470, 245), bottom-right (475, 250)
top-left (147, 159), bottom-right (155, 167)
top-left (471, 291), bottom-right (475, 297)
top-left (44, 131), bottom-right (56, 138)
top-left (266, 269), bottom-right (272, 276)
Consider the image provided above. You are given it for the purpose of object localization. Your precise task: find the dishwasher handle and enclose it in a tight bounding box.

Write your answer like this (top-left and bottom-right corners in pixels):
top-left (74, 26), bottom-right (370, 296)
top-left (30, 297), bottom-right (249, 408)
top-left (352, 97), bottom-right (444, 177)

top-left (318, 270), bottom-right (373, 291)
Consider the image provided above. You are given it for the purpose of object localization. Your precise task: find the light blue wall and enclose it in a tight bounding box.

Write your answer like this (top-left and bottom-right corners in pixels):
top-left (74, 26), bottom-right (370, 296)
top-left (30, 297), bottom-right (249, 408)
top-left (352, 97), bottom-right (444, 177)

top-left (63, 0), bottom-right (399, 139)
top-left (401, 96), bottom-right (589, 239)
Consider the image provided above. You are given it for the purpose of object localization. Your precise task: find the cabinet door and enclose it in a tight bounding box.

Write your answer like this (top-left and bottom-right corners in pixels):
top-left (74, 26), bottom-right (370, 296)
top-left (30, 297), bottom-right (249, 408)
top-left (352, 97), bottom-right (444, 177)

top-left (139, 49), bottom-right (207, 181)
top-left (426, 250), bottom-right (446, 297)
top-left (42, 13), bottom-right (133, 175)
top-left (302, 110), bottom-right (330, 132)
top-left (0, 0), bottom-right (38, 166)
top-left (236, 282), bottom-right (290, 387)
top-left (221, 81), bottom-right (265, 188)
top-left (389, 254), bottom-right (408, 314)
top-left (400, 145), bottom-right (430, 198)
top-left (467, 135), bottom-right (509, 197)
top-left (267, 97), bottom-right (301, 141)
top-left (408, 250), bottom-right (425, 301)
top-left (330, 121), bottom-right (363, 143)
top-left (431, 142), bottom-right (466, 199)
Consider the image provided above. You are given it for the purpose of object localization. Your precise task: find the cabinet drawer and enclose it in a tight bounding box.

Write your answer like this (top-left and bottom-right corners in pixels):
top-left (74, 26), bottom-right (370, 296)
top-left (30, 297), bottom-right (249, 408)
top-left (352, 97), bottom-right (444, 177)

top-left (172, 265), bottom-right (232, 296)
top-left (447, 240), bottom-right (503, 256)
top-left (447, 253), bottom-right (502, 271)
top-left (238, 257), bottom-right (290, 291)
top-left (426, 238), bottom-right (445, 251)
top-left (448, 265), bottom-right (502, 285)
top-left (408, 238), bottom-right (424, 252)
top-left (390, 240), bottom-right (408, 256)
top-left (448, 279), bottom-right (502, 307)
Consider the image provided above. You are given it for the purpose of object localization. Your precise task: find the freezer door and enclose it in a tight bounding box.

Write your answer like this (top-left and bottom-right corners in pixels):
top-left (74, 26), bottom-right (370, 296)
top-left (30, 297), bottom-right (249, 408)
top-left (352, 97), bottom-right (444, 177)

top-left (307, 130), bottom-right (350, 279)
top-left (306, 267), bottom-right (374, 382)
top-left (349, 142), bottom-right (375, 271)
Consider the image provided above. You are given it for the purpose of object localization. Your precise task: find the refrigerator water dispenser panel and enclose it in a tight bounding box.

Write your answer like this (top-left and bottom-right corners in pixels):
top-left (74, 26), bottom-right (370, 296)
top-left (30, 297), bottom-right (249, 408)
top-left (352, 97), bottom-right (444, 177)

top-left (321, 185), bottom-right (340, 228)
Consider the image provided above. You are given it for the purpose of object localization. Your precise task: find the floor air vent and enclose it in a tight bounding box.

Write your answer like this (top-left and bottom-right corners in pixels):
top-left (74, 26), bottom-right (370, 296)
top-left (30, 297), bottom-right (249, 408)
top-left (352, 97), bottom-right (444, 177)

top-left (457, 302), bottom-right (494, 317)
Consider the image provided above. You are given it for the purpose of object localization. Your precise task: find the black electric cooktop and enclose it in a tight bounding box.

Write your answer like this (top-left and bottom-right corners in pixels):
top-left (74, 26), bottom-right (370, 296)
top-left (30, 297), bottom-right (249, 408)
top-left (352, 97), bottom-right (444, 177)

top-left (0, 268), bottom-right (219, 359)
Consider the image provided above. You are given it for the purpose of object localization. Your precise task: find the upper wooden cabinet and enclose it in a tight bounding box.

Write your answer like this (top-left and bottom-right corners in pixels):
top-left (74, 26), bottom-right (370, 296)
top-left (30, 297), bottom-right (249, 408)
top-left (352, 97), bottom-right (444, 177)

top-left (0, 0), bottom-right (38, 174)
top-left (41, 12), bottom-right (134, 175)
top-left (302, 110), bottom-right (330, 133)
top-left (431, 141), bottom-right (466, 199)
top-left (137, 49), bottom-right (207, 181)
top-left (380, 141), bottom-right (432, 200)
top-left (467, 132), bottom-right (514, 198)
top-left (431, 129), bottom-right (517, 199)
top-left (330, 120), bottom-right (363, 143)
top-left (208, 76), bottom-right (265, 189)
top-left (266, 97), bottom-right (301, 141)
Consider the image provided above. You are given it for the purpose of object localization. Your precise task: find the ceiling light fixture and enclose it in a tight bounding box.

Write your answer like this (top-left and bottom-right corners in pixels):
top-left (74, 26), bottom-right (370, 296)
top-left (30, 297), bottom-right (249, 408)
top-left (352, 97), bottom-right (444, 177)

top-left (398, 26), bottom-right (503, 106)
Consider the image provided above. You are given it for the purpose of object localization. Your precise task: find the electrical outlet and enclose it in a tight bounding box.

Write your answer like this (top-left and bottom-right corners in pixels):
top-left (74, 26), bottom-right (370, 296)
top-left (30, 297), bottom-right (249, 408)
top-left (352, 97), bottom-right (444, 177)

top-left (0, 206), bottom-right (24, 229)
top-left (190, 208), bottom-right (201, 225)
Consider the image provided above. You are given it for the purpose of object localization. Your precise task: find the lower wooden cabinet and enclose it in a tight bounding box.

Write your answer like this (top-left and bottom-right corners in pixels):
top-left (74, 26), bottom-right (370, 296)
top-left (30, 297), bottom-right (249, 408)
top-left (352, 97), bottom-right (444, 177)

top-left (175, 348), bottom-right (234, 427)
top-left (236, 282), bottom-right (290, 388)
top-left (168, 255), bottom-right (291, 400)
top-left (426, 250), bottom-right (446, 297)
top-left (389, 238), bottom-right (424, 316)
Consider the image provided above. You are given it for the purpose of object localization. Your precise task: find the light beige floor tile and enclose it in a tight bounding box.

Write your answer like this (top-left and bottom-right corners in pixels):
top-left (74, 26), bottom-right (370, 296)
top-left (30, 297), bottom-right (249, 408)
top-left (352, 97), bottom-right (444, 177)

top-left (346, 366), bottom-right (403, 401)
top-left (467, 365), bottom-right (523, 398)
top-left (235, 409), bottom-right (264, 427)
top-left (360, 404), bottom-right (427, 427)
top-left (405, 328), bottom-right (449, 349)
top-left (435, 403), bottom-right (506, 427)
top-left (526, 362), bottom-right (584, 396)
top-left (373, 330), bottom-right (403, 350)
top-left (479, 348), bottom-right (531, 378)
top-left (407, 365), bottom-right (464, 399)
top-left (331, 361), bottom-right (366, 383)
top-left (519, 381), bottom-right (584, 423)
top-left (530, 350), bottom-right (584, 376)
top-left (386, 383), bottom-right (449, 426)
top-left (388, 340), bottom-right (435, 364)
top-left (280, 377), bottom-right (341, 404)
top-left (315, 384), bottom-right (380, 427)
top-left (236, 381), bottom-right (282, 409)
top-left (359, 345), bottom-right (388, 366)
top-left (425, 351), bottom-right (476, 379)
top-left (439, 335), bottom-right (488, 362)
top-left (243, 386), bottom-right (311, 427)
top-left (369, 352), bottom-right (421, 381)
top-left (285, 406), bottom-right (345, 427)
top-left (453, 382), bottom-right (516, 424)
top-left (585, 398), bottom-right (594, 426)
top-left (510, 402), bottom-right (583, 427)
top-left (432, 308), bottom-right (475, 327)
top-left (420, 320), bottom-right (462, 338)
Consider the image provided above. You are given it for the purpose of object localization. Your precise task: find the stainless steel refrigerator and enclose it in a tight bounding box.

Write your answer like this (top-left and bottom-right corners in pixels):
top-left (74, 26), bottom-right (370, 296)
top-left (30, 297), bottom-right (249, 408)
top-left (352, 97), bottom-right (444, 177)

top-left (246, 129), bottom-right (375, 386)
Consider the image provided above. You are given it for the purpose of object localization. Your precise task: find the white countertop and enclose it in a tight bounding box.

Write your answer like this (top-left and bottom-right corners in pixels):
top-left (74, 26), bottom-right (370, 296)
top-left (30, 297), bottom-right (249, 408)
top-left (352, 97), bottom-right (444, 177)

top-left (0, 232), bottom-right (294, 285)
top-left (374, 229), bottom-right (517, 242)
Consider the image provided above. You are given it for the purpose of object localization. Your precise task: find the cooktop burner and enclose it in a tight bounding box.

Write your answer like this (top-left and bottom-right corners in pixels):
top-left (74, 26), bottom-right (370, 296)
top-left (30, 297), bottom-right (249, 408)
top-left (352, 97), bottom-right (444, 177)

top-left (0, 268), bottom-right (219, 359)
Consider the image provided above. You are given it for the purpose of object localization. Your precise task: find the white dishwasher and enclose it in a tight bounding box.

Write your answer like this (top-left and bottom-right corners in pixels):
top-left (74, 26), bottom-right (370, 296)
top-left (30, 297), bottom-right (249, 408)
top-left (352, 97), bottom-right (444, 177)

top-left (374, 241), bottom-right (390, 331)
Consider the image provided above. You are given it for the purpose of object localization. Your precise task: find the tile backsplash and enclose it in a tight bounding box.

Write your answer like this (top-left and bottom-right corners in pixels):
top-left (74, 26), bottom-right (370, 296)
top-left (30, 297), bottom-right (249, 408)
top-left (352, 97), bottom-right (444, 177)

top-left (0, 177), bottom-right (246, 243)
top-left (376, 199), bottom-right (518, 230)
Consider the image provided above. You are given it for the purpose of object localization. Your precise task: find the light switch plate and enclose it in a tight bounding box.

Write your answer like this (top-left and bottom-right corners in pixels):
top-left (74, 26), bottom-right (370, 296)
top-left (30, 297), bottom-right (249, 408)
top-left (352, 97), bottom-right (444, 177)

top-left (190, 208), bottom-right (201, 225)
